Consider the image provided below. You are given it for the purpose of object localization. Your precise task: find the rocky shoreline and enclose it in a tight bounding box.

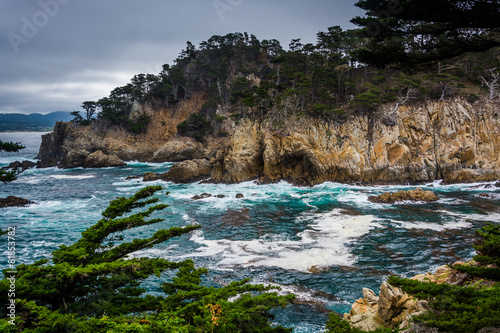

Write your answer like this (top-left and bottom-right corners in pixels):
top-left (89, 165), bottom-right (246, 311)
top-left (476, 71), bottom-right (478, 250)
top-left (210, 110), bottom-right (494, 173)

top-left (32, 98), bottom-right (500, 186)
top-left (343, 261), bottom-right (497, 332)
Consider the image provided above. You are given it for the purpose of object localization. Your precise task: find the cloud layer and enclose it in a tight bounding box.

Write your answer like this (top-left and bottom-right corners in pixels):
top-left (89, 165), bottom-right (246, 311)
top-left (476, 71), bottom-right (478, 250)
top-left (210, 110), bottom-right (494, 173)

top-left (1, 0), bottom-right (362, 114)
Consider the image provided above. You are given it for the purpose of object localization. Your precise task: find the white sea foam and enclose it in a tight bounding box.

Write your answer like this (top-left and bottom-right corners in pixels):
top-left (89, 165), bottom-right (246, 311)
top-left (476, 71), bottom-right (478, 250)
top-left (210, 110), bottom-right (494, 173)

top-left (337, 190), bottom-right (373, 207)
top-left (391, 219), bottom-right (473, 231)
top-left (186, 210), bottom-right (381, 273)
top-left (50, 174), bottom-right (96, 180)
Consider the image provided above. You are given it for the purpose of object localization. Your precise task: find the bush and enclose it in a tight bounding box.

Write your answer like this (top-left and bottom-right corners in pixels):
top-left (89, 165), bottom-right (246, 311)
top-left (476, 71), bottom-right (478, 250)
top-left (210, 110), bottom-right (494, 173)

top-left (388, 224), bottom-right (500, 332)
top-left (0, 141), bottom-right (25, 152)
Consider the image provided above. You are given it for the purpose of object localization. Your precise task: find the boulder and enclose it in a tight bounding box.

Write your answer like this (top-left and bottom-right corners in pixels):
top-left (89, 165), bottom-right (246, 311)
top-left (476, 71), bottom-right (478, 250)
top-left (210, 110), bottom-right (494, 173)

top-left (151, 137), bottom-right (203, 162)
top-left (59, 149), bottom-right (90, 169)
top-left (163, 159), bottom-right (211, 183)
top-left (368, 188), bottom-right (439, 204)
top-left (0, 196), bottom-right (34, 208)
top-left (83, 150), bottom-right (126, 168)
top-left (3, 160), bottom-right (37, 171)
top-left (191, 193), bottom-right (212, 200)
top-left (236, 193), bottom-right (244, 198)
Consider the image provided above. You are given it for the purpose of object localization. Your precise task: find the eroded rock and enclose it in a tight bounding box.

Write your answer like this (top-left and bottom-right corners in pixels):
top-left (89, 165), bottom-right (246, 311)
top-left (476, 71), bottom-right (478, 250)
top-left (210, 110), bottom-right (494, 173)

top-left (191, 193), bottom-right (212, 200)
top-left (163, 159), bottom-right (211, 183)
top-left (368, 188), bottom-right (440, 204)
top-left (83, 150), bottom-right (126, 168)
top-left (0, 196), bottom-right (34, 208)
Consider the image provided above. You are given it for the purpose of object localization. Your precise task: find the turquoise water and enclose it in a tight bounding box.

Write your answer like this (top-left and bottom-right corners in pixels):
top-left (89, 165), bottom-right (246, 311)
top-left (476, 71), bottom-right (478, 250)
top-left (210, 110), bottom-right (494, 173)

top-left (1, 132), bottom-right (499, 332)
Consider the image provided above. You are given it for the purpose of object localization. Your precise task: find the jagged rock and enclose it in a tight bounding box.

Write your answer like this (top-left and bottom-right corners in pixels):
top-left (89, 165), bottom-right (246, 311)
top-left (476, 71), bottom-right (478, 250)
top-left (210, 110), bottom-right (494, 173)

top-left (163, 159), bottom-right (211, 183)
top-left (2, 160), bottom-right (37, 171)
top-left (142, 172), bottom-right (160, 182)
top-left (0, 196), bottom-right (34, 208)
top-left (191, 193), bottom-right (212, 200)
top-left (368, 188), bottom-right (440, 204)
top-left (236, 193), bottom-right (244, 198)
top-left (151, 137), bottom-right (203, 162)
top-left (36, 98), bottom-right (500, 185)
top-left (37, 121), bottom-right (73, 163)
top-left (59, 149), bottom-right (90, 169)
top-left (216, 194), bottom-right (225, 198)
top-left (83, 150), bottom-right (126, 168)
top-left (495, 181), bottom-right (500, 187)
top-left (343, 262), bottom-right (480, 331)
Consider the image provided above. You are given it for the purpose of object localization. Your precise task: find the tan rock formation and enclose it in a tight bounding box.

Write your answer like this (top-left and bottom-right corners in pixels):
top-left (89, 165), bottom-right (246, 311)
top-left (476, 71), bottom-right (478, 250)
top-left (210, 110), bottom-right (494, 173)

top-left (343, 263), bottom-right (474, 331)
top-left (38, 98), bottom-right (500, 184)
top-left (367, 188), bottom-right (440, 204)
top-left (209, 98), bottom-right (500, 185)
top-left (162, 159), bottom-right (211, 183)
top-left (83, 150), bottom-right (126, 168)
top-left (38, 93), bottom-right (209, 167)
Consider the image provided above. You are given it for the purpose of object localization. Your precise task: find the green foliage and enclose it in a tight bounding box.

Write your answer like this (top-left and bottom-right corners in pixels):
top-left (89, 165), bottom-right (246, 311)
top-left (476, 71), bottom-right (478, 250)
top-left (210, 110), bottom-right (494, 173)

top-left (0, 186), bottom-right (294, 332)
top-left (351, 0), bottom-right (500, 67)
top-left (125, 114), bottom-right (151, 134)
top-left (454, 224), bottom-right (500, 280)
top-left (0, 169), bottom-right (19, 183)
top-left (389, 276), bottom-right (500, 333)
top-left (177, 113), bottom-right (212, 142)
top-left (387, 224), bottom-right (500, 332)
top-left (350, 92), bottom-right (381, 110)
top-left (0, 140), bottom-right (25, 152)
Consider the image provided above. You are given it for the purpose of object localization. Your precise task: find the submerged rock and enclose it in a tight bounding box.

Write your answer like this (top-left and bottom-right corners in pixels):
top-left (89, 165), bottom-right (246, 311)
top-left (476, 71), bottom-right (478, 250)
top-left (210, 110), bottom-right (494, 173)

top-left (0, 196), bottom-right (34, 208)
top-left (2, 160), bottom-right (37, 171)
top-left (191, 193), bottom-right (212, 200)
top-left (368, 188), bottom-right (439, 204)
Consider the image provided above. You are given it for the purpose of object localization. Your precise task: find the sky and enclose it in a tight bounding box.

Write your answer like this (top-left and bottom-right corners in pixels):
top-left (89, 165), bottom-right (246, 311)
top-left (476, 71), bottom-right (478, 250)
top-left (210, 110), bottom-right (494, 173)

top-left (0, 0), bottom-right (364, 115)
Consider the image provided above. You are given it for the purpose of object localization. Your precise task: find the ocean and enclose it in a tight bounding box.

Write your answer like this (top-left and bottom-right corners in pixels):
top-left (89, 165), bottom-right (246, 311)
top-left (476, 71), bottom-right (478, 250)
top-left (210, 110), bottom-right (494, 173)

top-left (1, 132), bottom-right (499, 332)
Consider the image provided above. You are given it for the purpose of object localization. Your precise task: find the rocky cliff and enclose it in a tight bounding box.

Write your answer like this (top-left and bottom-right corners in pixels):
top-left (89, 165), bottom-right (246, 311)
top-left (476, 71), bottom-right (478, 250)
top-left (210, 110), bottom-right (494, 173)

top-left (37, 93), bottom-right (226, 168)
top-left (209, 98), bottom-right (500, 185)
top-left (37, 97), bottom-right (500, 184)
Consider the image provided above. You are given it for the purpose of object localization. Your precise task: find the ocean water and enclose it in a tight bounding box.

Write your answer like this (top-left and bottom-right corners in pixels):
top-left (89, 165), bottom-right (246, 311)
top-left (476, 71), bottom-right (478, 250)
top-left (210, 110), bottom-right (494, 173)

top-left (1, 132), bottom-right (500, 332)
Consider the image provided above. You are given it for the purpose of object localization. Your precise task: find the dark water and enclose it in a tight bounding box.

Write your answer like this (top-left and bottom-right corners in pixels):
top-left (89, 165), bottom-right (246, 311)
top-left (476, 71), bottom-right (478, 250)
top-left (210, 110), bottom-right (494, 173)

top-left (1, 132), bottom-right (499, 332)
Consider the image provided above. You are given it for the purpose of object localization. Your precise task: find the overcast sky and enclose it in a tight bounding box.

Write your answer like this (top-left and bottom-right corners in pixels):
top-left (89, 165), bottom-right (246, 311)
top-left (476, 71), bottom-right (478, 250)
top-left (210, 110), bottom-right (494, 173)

top-left (0, 0), bottom-right (363, 114)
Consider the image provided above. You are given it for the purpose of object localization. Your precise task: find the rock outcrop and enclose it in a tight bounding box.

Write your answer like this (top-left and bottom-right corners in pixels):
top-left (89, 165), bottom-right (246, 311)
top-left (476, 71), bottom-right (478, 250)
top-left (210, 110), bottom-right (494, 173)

top-left (2, 160), bottom-right (37, 171)
top-left (208, 99), bottom-right (500, 185)
top-left (0, 196), bottom-right (34, 208)
top-left (142, 159), bottom-right (212, 183)
top-left (36, 93), bottom-right (214, 168)
top-left (83, 150), bottom-right (126, 168)
top-left (37, 98), bottom-right (500, 184)
top-left (343, 262), bottom-right (481, 331)
top-left (368, 188), bottom-right (440, 203)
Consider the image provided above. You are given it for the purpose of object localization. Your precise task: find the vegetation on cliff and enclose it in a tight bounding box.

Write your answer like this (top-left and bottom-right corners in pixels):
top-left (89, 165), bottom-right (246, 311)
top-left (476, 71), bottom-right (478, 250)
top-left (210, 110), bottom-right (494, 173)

top-left (72, 14), bottom-right (499, 137)
top-left (0, 186), bottom-right (294, 332)
top-left (352, 0), bottom-right (500, 68)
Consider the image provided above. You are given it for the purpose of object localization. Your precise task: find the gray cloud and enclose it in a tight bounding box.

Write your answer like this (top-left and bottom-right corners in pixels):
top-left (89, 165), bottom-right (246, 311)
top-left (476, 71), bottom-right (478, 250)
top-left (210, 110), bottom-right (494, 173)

top-left (0, 0), bottom-right (363, 114)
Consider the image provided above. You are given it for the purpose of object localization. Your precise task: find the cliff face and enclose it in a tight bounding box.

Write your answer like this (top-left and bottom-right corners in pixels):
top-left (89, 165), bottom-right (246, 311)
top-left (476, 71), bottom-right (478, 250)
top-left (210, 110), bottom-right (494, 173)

top-left (37, 93), bottom-right (221, 168)
top-left (38, 97), bottom-right (500, 184)
top-left (210, 98), bottom-right (500, 185)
